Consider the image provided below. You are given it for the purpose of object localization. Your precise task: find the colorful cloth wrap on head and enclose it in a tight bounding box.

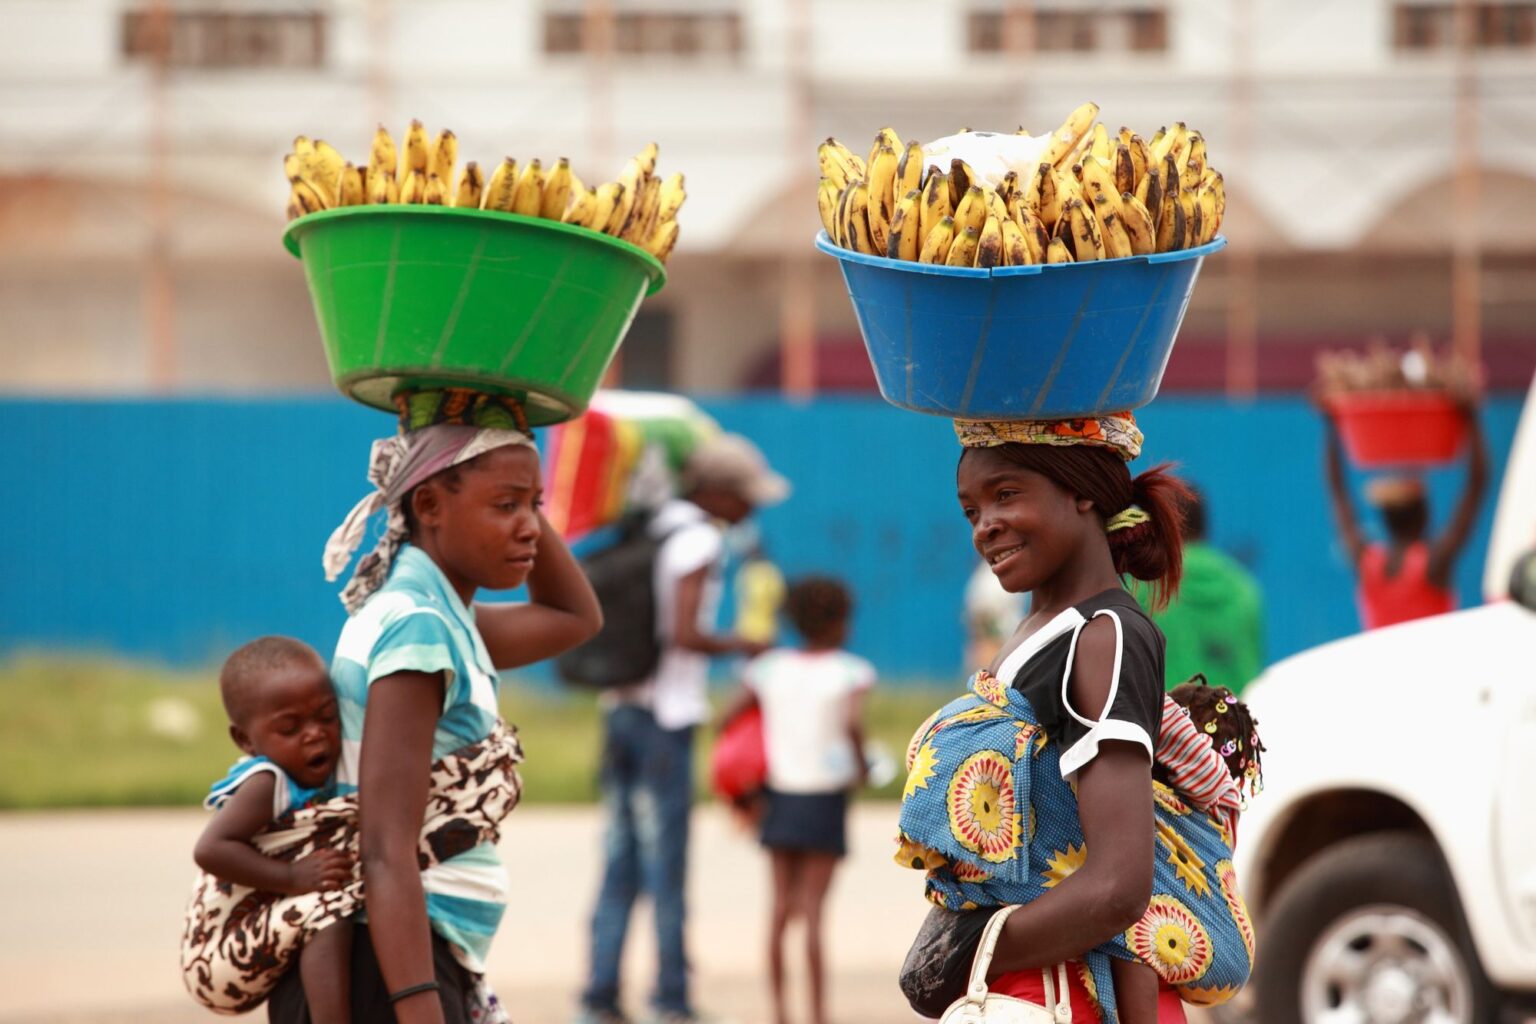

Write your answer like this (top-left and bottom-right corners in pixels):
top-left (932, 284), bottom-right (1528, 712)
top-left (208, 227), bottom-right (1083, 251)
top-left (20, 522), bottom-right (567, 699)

top-left (394, 388), bottom-right (531, 434)
top-left (953, 412), bottom-right (1144, 462)
top-left (323, 422), bottom-right (536, 613)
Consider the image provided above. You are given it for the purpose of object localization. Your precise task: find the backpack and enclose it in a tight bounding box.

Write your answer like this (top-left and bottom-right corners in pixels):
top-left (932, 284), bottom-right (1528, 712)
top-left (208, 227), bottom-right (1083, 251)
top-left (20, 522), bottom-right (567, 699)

top-left (556, 514), bottom-right (677, 689)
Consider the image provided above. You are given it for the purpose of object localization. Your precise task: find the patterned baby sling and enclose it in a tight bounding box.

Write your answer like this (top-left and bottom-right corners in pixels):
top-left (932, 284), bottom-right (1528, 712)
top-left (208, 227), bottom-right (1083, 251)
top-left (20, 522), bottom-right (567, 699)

top-left (897, 673), bottom-right (1255, 1023)
top-left (180, 723), bottom-right (523, 1014)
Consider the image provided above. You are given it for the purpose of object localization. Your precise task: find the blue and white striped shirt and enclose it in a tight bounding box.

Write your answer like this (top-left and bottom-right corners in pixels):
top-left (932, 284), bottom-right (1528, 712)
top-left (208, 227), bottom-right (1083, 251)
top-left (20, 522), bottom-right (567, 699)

top-left (331, 544), bottom-right (507, 971)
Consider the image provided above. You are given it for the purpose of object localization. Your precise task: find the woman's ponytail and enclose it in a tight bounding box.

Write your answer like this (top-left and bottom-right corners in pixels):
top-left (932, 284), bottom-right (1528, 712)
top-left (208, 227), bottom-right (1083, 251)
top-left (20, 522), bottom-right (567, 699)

top-left (1108, 463), bottom-right (1193, 611)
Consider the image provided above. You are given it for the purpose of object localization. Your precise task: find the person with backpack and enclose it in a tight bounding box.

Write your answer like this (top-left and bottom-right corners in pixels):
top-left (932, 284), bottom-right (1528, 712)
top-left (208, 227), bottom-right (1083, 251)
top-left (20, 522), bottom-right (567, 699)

top-left (573, 432), bottom-right (790, 1024)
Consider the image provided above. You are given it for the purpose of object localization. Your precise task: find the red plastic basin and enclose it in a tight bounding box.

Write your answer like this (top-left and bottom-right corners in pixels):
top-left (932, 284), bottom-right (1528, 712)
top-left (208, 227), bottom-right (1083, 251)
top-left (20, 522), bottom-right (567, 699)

top-left (1328, 390), bottom-right (1467, 467)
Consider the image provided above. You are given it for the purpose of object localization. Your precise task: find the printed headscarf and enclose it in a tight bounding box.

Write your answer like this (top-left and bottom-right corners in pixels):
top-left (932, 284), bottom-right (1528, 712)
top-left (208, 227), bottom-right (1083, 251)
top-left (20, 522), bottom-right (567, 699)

top-left (323, 424), bottom-right (536, 613)
top-left (952, 412), bottom-right (1143, 462)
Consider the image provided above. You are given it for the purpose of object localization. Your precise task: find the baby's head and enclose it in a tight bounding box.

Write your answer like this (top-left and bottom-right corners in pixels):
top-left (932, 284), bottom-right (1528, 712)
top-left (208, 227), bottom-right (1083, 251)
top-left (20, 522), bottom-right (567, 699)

top-left (220, 636), bottom-right (340, 790)
top-left (1168, 676), bottom-right (1266, 797)
top-left (785, 576), bottom-right (853, 651)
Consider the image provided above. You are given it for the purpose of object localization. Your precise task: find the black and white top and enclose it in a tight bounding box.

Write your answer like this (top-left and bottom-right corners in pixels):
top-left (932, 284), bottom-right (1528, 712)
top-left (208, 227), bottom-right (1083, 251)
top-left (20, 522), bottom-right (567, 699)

top-left (997, 587), bottom-right (1165, 776)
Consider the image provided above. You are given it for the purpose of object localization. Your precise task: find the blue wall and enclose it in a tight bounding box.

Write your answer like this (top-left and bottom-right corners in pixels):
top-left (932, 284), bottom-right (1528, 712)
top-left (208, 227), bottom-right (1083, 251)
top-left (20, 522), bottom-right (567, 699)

top-left (4, 394), bottom-right (1522, 680)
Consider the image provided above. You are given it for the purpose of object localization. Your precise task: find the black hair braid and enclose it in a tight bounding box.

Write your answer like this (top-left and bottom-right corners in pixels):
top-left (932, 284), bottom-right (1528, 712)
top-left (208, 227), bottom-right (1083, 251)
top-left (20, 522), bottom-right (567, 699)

top-left (1168, 674), bottom-right (1267, 797)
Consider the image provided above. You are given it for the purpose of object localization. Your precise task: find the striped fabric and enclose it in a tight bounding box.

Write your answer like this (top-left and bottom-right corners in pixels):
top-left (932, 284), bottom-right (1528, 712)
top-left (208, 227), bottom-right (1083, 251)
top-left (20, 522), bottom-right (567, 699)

top-left (1157, 696), bottom-right (1242, 839)
top-left (331, 544), bottom-right (509, 972)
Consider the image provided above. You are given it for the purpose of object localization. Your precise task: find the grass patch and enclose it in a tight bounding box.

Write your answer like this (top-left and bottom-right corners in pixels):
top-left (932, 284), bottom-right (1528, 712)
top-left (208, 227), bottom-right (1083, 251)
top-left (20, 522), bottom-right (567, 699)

top-left (0, 656), bottom-right (955, 809)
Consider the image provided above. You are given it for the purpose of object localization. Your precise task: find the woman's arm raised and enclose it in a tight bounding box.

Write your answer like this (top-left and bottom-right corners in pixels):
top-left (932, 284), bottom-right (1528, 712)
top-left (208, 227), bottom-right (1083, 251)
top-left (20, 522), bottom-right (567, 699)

top-left (476, 513), bottom-right (603, 670)
top-left (359, 670), bottom-right (448, 1024)
top-left (987, 618), bottom-right (1155, 976)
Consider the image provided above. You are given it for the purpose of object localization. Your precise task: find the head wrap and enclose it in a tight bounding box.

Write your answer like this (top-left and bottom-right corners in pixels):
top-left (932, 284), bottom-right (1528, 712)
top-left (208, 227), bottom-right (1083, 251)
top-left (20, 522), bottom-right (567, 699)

top-left (323, 423), bottom-right (536, 613)
top-left (952, 412), bottom-right (1143, 462)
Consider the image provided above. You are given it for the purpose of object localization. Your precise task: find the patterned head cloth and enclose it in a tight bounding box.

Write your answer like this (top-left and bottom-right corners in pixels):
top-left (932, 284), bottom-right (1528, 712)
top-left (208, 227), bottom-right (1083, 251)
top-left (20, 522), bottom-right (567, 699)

top-left (952, 412), bottom-right (1144, 462)
top-left (323, 423), bottom-right (536, 613)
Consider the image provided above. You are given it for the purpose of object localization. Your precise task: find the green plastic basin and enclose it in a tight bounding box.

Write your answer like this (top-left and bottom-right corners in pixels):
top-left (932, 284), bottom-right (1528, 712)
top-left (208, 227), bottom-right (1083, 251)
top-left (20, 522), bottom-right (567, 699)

top-left (283, 206), bottom-right (666, 426)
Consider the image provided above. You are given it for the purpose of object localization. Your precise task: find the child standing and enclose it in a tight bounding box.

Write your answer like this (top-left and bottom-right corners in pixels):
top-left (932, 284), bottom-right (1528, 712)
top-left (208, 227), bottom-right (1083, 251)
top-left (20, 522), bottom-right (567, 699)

top-left (193, 636), bottom-right (353, 1023)
top-left (723, 577), bottom-right (873, 1024)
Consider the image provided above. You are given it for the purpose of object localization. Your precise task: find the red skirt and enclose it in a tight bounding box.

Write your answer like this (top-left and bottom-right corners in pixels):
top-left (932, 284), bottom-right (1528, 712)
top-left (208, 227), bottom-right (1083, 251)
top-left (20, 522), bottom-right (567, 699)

top-left (992, 966), bottom-right (1188, 1022)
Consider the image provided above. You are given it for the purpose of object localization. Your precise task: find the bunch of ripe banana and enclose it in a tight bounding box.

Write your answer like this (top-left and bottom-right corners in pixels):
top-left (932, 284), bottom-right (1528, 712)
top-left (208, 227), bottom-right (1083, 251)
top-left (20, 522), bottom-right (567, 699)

top-left (283, 121), bottom-right (685, 264)
top-left (817, 103), bottom-right (1224, 268)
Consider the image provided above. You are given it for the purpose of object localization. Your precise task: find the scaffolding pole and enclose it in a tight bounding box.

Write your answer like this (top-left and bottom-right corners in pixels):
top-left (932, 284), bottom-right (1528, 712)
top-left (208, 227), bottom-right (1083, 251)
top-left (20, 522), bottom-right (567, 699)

top-left (1225, 0), bottom-right (1258, 400)
top-left (1451, 0), bottom-right (1482, 367)
top-left (367, 0), bottom-right (393, 128)
top-left (779, 0), bottom-right (816, 398)
top-left (587, 0), bottom-right (625, 387)
top-left (144, 0), bottom-right (177, 391)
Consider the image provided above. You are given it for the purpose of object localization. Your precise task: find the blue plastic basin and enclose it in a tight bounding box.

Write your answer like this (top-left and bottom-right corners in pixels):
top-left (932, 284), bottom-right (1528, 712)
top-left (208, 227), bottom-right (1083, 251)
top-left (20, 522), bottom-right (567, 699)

top-left (817, 232), bottom-right (1225, 419)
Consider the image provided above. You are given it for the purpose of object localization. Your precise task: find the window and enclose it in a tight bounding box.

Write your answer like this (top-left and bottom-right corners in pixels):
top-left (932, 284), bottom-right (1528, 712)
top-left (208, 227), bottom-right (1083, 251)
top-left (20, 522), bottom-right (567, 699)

top-left (543, 10), bottom-right (743, 58)
top-left (1393, 2), bottom-right (1536, 50)
top-left (122, 9), bottom-right (326, 69)
top-left (967, 6), bottom-right (1168, 54)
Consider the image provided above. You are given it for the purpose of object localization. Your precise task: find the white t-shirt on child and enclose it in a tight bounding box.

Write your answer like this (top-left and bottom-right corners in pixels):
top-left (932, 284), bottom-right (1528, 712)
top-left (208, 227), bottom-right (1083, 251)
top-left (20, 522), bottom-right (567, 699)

top-left (743, 648), bottom-right (876, 794)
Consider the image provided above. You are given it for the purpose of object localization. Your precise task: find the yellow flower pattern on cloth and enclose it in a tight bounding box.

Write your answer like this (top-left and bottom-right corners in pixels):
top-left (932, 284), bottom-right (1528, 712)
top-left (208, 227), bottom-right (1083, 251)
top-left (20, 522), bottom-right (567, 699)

top-left (946, 751), bottom-right (1020, 863)
top-left (904, 741), bottom-right (940, 800)
top-left (1216, 860), bottom-right (1256, 965)
top-left (1158, 818), bottom-right (1211, 897)
top-left (1041, 843), bottom-right (1087, 889)
top-left (1126, 895), bottom-right (1214, 986)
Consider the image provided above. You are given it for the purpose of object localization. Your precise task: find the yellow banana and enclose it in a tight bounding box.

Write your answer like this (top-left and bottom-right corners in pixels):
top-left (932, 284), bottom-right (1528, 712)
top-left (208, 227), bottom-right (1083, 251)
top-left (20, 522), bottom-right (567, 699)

top-left (609, 157), bottom-right (643, 236)
top-left (984, 187), bottom-right (1009, 226)
top-left (1019, 208), bottom-right (1049, 264)
top-left (289, 179), bottom-right (326, 215)
top-left (1100, 208), bottom-right (1134, 259)
top-left (1041, 101), bottom-right (1100, 168)
top-left (1000, 217), bottom-right (1031, 266)
top-left (1118, 126), bottom-right (1133, 149)
top-left (366, 166), bottom-right (399, 204)
top-left (403, 119), bottom-right (430, 176)
top-left (1182, 134), bottom-right (1206, 194)
top-left (1148, 127), bottom-right (1167, 159)
top-left (952, 185), bottom-right (987, 235)
top-left (1156, 158), bottom-right (1180, 251)
top-left (656, 172), bottom-right (686, 226)
top-left (423, 173), bottom-right (448, 206)
top-left (1036, 164), bottom-right (1064, 231)
top-left (636, 142), bottom-right (659, 177)
top-left (645, 219), bottom-right (679, 263)
top-left (1066, 199), bottom-right (1104, 261)
top-left (975, 214), bottom-right (1004, 269)
top-left (429, 129), bottom-right (456, 187)
top-left (1129, 134), bottom-right (1151, 194)
top-left (338, 163), bottom-right (365, 206)
top-left (887, 189), bottom-right (923, 262)
top-left (1114, 144), bottom-right (1136, 197)
top-left (1046, 237), bottom-right (1074, 264)
top-left (866, 144), bottom-right (900, 256)
top-left (622, 176), bottom-right (661, 245)
top-left (369, 124), bottom-right (397, 183)
top-left (563, 186), bottom-right (597, 226)
top-left (817, 177), bottom-right (842, 238)
top-left (1022, 163), bottom-right (1046, 220)
top-left (949, 158), bottom-right (977, 208)
top-left (946, 225), bottom-right (981, 267)
top-left (483, 158), bottom-right (518, 212)
top-left (511, 159), bottom-right (544, 216)
top-left (1079, 158), bottom-right (1123, 220)
top-left (1207, 172), bottom-right (1226, 238)
top-left (399, 170), bottom-right (426, 204)
top-left (1120, 192), bottom-right (1157, 255)
top-left (313, 139), bottom-right (345, 189)
top-left (867, 127), bottom-right (902, 173)
top-left (897, 141), bottom-right (925, 200)
top-left (920, 172), bottom-right (951, 244)
top-left (999, 170), bottom-right (1020, 205)
top-left (818, 138), bottom-right (864, 191)
top-left (541, 157), bottom-right (574, 220)
top-left (591, 181), bottom-right (625, 234)
top-left (843, 181), bottom-right (874, 255)
top-left (918, 217), bottom-right (956, 264)
top-left (1154, 121), bottom-right (1189, 166)
top-left (832, 181), bottom-right (853, 248)
top-left (285, 197), bottom-right (303, 222)
top-left (287, 147), bottom-right (337, 207)
top-left (454, 161), bottom-right (485, 209)
top-left (1089, 123), bottom-right (1112, 163)
top-left (1136, 162), bottom-right (1164, 233)
top-left (1179, 186), bottom-right (1198, 249)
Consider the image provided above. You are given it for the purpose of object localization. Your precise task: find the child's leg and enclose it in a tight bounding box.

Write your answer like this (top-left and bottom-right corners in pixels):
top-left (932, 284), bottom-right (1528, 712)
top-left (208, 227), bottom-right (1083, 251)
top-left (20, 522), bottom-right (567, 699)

top-left (795, 853), bottom-right (839, 1024)
top-left (1109, 957), bottom-right (1160, 1024)
top-left (299, 919), bottom-right (353, 1024)
top-left (767, 849), bottom-right (799, 1024)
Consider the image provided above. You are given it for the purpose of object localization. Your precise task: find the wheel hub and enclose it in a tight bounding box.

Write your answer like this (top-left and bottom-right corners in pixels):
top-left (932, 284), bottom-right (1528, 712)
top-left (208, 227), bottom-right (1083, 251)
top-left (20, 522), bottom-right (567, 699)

top-left (1300, 904), bottom-right (1471, 1023)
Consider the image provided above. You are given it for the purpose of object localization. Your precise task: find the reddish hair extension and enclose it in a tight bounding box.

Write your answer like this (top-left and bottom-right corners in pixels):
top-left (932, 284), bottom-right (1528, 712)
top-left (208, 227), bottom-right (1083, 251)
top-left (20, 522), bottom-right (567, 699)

top-left (973, 444), bottom-right (1193, 610)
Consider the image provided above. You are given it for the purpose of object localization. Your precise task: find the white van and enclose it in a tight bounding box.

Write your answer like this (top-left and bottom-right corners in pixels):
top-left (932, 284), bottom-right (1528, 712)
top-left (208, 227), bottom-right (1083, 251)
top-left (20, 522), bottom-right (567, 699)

top-left (1232, 374), bottom-right (1536, 1022)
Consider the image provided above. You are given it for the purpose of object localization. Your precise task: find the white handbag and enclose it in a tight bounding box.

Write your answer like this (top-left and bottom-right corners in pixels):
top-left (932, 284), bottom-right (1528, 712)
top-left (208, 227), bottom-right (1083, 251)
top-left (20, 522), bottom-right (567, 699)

top-left (937, 906), bottom-right (1073, 1024)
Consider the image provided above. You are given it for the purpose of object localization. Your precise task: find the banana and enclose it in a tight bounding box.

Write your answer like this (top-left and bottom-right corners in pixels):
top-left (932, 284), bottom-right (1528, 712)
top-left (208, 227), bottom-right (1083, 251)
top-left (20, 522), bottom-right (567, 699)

top-left (483, 158), bottom-right (518, 212)
top-left (1128, 134), bottom-right (1151, 193)
top-left (1066, 198), bottom-right (1105, 261)
top-left (984, 187), bottom-right (1009, 226)
top-left (1182, 134), bottom-right (1206, 193)
top-left (369, 124), bottom-right (398, 183)
top-left (999, 170), bottom-right (1019, 205)
top-left (1120, 192), bottom-right (1157, 255)
top-left (1089, 123), bottom-right (1112, 163)
top-left (540, 157), bottom-right (574, 220)
top-left (833, 181), bottom-right (853, 247)
top-left (609, 156), bottom-right (643, 236)
top-left (1154, 121), bottom-right (1189, 166)
top-left (866, 144), bottom-right (900, 256)
top-left (285, 197), bottom-right (303, 222)
top-left (1019, 208), bottom-right (1050, 264)
top-left (399, 169), bottom-right (426, 204)
top-left (1178, 186), bottom-right (1198, 249)
top-left (949, 158), bottom-right (977, 208)
top-left (918, 217), bottom-right (956, 264)
top-left (563, 186), bottom-right (597, 226)
top-left (429, 129), bottom-right (456, 186)
top-left (313, 139), bottom-right (346, 189)
top-left (818, 138), bottom-right (864, 191)
top-left (645, 219), bottom-right (679, 263)
top-left (1207, 172), bottom-right (1226, 238)
top-left (1148, 126), bottom-right (1167, 159)
top-left (952, 185), bottom-right (987, 235)
top-left (1118, 126), bottom-right (1134, 150)
top-left (1022, 163), bottom-right (1047, 220)
top-left (289, 179), bottom-right (326, 215)
top-left (1000, 217), bottom-right (1032, 266)
top-left (622, 175), bottom-right (661, 245)
top-left (338, 163), bottom-right (365, 206)
top-left (366, 166), bottom-right (399, 204)
top-left (1036, 164), bottom-right (1065, 230)
top-left (1100, 208), bottom-right (1134, 259)
top-left (896, 140), bottom-right (925, 200)
top-left (920, 171), bottom-right (952, 243)
top-left (843, 180), bottom-right (874, 255)
top-left (1114, 144), bottom-right (1136, 197)
top-left (403, 119), bottom-right (430, 176)
top-left (453, 161), bottom-right (485, 209)
top-left (1137, 162), bottom-right (1164, 232)
top-left (1079, 158), bottom-right (1123, 220)
top-left (656, 172), bottom-right (687, 226)
top-left (946, 225), bottom-right (981, 267)
top-left (975, 214), bottom-right (1004, 269)
top-left (591, 181), bottom-right (625, 234)
top-left (1195, 184), bottom-right (1218, 244)
top-left (287, 146), bottom-right (338, 207)
top-left (511, 159), bottom-right (544, 216)
top-left (423, 173), bottom-right (448, 206)
top-left (887, 189), bottom-right (922, 262)
top-left (817, 177), bottom-right (842, 238)
top-left (1041, 101), bottom-right (1099, 168)
top-left (867, 127), bottom-right (902, 173)
top-left (1156, 157), bottom-right (1180, 251)
top-left (635, 142), bottom-right (659, 177)
top-left (1046, 237), bottom-right (1074, 263)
